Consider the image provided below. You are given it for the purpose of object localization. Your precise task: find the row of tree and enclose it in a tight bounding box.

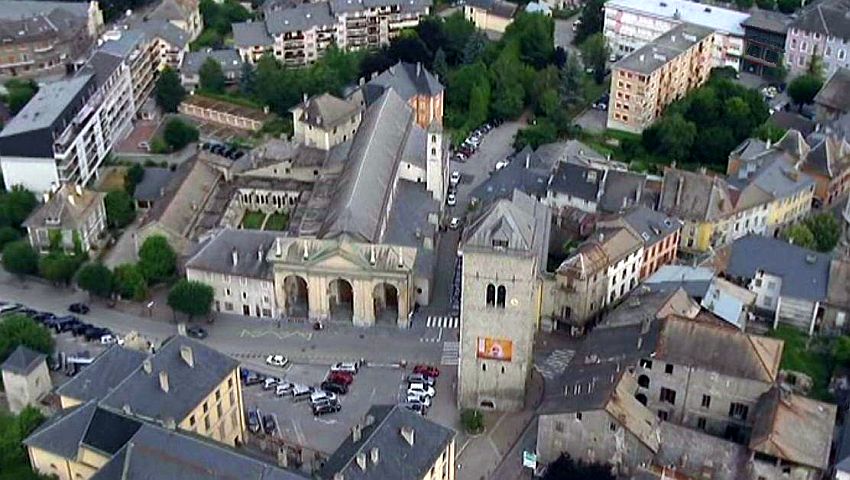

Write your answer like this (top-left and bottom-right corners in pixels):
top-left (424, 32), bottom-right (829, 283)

top-left (192, 0), bottom-right (251, 50)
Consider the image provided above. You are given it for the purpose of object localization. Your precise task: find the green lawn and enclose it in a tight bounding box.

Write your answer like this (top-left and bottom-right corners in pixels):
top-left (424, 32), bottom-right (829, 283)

top-left (265, 213), bottom-right (289, 231)
top-left (241, 211), bottom-right (266, 230)
top-left (769, 325), bottom-right (835, 401)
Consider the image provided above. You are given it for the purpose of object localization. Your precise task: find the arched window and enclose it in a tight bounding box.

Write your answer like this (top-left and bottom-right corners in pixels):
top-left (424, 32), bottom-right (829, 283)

top-left (496, 285), bottom-right (507, 308)
top-left (635, 393), bottom-right (648, 406)
top-left (486, 284), bottom-right (496, 306)
top-left (638, 375), bottom-right (650, 388)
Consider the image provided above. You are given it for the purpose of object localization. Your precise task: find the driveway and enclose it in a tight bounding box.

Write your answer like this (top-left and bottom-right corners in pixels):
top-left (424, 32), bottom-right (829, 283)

top-left (554, 18), bottom-right (580, 55)
top-left (574, 108), bottom-right (608, 134)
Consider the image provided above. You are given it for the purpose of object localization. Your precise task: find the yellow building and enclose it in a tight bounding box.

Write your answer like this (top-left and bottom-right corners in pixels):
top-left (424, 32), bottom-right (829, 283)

top-left (659, 168), bottom-right (735, 253)
top-left (55, 336), bottom-right (245, 447)
top-left (607, 23), bottom-right (715, 134)
top-left (464, 0), bottom-right (517, 34)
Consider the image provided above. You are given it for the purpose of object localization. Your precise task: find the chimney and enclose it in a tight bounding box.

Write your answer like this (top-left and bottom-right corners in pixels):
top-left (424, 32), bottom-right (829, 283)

top-left (416, 62), bottom-right (421, 77)
top-left (180, 345), bottom-right (194, 368)
top-left (370, 447), bottom-right (379, 465)
top-left (232, 248), bottom-right (239, 266)
top-left (359, 76), bottom-right (365, 86)
top-left (333, 474), bottom-right (344, 480)
top-left (675, 177), bottom-right (684, 206)
top-left (68, 194), bottom-right (76, 206)
top-left (370, 246), bottom-right (376, 265)
top-left (302, 92), bottom-right (308, 104)
top-left (75, 184), bottom-right (83, 196)
top-left (766, 138), bottom-right (772, 149)
top-left (352, 423), bottom-right (362, 442)
top-left (356, 452), bottom-right (367, 471)
top-left (159, 370), bottom-right (169, 393)
top-left (257, 246), bottom-right (264, 261)
top-left (365, 414), bottom-right (375, 426)
top-left (122, 404), bottom-right (132, 415)
top-left (143, 358), bottom-right (152, 374)
top-left (275, 238), bottom-right (282, 256)
top-left (400, 426), bottom-right (415, 446)
top-left (42, 192), bottom-right (50, 203)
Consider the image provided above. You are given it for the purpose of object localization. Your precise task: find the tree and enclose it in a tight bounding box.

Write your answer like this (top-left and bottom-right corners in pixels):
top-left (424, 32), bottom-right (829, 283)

top-left (648, 113), bottom-right (696, 163)
top-left (239, 62), bottom-right (256, 97)
top-left (735, 0), bottom-right (754, 8)
top-left (785, 223), bottom-right (816, 249)
top-left (833, 336), bottom-right (850, 366)
top-left (0, 187), bottom-right (37, 229)
top-left (754, 122), bottom-right (786, 143)
top-left (3, 79), bottom-right (38, 114)
top-left (755, 0), bottom-right (775, 8)
top-left (560, 54), bottom-right (584, 106)
top-left (0, 226), bottom-right (20, 251)
top-left (162, 118), bottom-right (199, 151)
top-left (199, 57), bottom-right (226, 93)
top-left (126, 163), bottom-right (145, 189)
top-left (138, 235), bottom-right (177, 284)
top-left (2, 241), bottom-right (38, 278)
top-left (76, 263), bottom-right (114, 299)
top-left (167, 279), bottom-right (214, 320)
top-left (105, 190), bottom-right (136, 229)
top-left (788, 74), bottom-right (823, 110)
top-left (515, 119), bottom-right (558, 149)
top-left (579, 33), bottom-right (608, 84)
top-left (542, 454), bottom-right (614, 480)
top-left (575, 0), bottom-right (605, 44)
top-left (777, 0), bottom-right (799, 13)
top-left (432, 48), bottom-right (449, 80)
top-left (38, 252), bottom-right (81, 285)
top-left (805, 213), bottom-right (841, 253)
top-left (462, 31), bottom-right (488, 65)
top-left (506, 13), bottom-right (555, 69)
top-left (0, 406), bottom-right (48, 480)
top-left (155, 67), bottom-right (186, 113)
top-left (114, 263), bottom-right (148, 301)
top-left (0, 315), bottom-right (53, 361)
top-left (460, 409), bottom-right (484, 434)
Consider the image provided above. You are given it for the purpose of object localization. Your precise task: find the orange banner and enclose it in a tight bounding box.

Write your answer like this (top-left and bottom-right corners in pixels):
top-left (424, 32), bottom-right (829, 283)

top-left (477, 337), bottom-right (512, 361)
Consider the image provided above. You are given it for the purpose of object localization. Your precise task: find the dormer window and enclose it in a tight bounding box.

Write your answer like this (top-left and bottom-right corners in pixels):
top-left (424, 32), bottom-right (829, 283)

top-left (492, 239), bottom-right (508, 249)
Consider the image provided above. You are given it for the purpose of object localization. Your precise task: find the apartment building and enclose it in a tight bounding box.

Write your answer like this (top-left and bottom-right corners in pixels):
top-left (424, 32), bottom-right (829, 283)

top-left (23, 185), bottom-right (106, 254)
top-left (740, 8), bottom-right (792, 78)
top-left (55, 336), bottom-right (246, 447)
top-left (603, 0), bottom-right (747, 69)
top-left (784, 0), bottom-right (850, 78)
top-left (233, 0), bottom-right (431, 67)
top-left (607, 23), bottom-right (714, 134)
top-left (599, 206), bottom-right (682, 280)
top-left (0, 1), bottom-right (104, 80)
top-left (458, 190), bottom-right (551, 411)
top-left (0, 46), bottom-right (136, 193)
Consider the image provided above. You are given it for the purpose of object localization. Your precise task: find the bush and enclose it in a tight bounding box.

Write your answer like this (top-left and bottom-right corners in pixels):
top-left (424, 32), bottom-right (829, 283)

top-left (105, 190), bottom-right (136, 229)
top-left (163, 118), bottom-right (199, 151)
top-left (0, 315), bottom-right (54, 361)
top-left (0, 406), bottom-right (47, 480)
top-left (38, 252), bottom-right (82, 285)
top-left (2, 241), bottom-right (38, 277)
top-left (460, 408), bottom-right (485, 434)
top-left (138, 235), bottom-right (177, 284)
top-left (0, 226), bottom-right (20, 251)
top-left (76, 263), bottom-right (114, 299)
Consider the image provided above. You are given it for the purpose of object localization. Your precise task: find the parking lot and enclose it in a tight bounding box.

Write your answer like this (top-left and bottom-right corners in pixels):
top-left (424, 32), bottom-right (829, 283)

top-left (240, 362), bottom-right (458, 456)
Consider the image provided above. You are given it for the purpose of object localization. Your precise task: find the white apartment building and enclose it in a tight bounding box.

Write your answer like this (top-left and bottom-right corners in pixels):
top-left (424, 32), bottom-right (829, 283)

top-left (603, 0), bottom-right (749, 69)
top-left (600, 227), bottom-right (644, 305)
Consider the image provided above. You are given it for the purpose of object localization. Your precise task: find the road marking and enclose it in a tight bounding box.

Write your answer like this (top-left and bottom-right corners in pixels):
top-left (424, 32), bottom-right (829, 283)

top-left (314, 417), bottom-right (337, 425)
top-left (441, 341), bottom-right (460, 365)
top-left (239, 329), bottom-right (313, 340)
top-left (535, 349), bottom-right (575, 380)
top-left (426, 316), bottom-right (460, 329)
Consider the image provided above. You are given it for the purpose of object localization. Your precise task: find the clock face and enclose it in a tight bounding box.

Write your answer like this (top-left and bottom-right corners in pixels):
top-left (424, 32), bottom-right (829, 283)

top-left (510, 298), bottom-right (519, 307)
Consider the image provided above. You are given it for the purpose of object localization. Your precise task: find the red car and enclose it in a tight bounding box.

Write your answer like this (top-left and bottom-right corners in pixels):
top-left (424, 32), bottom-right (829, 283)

top-left (413, 365), bottom-right (440, 378)
top-left (328, 371), bottom-right (353, 386)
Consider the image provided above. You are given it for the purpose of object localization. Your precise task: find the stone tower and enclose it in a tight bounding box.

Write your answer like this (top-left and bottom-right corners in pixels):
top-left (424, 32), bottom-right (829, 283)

top-left (426, 121), bottom-right (446, 202)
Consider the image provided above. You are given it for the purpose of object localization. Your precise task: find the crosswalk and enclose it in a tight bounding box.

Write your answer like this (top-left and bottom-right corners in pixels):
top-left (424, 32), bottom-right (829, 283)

top-left (426, 316), bottom-right (460, 329)
top-left (441, 341), bottom-right (460, 365)
top-left (536, 349), bottom-right (575, 380)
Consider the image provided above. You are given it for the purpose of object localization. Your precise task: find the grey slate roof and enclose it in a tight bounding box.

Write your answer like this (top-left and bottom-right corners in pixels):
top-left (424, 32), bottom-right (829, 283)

top-left (320, 89), bottom-right (412, 243)
top-left (133, 167), bottom-right (175, 203)
top-left (598, 169), bottom-right (648, 213)
top-left (724, 235), bottom-right (831, 302)
top-left (816, 68), bottom-right (850, 113)
top-left (1, 345), bottom-right (45, 375)
top-left (82, 407), bottom-right (143, 455)
top-left (233, 21), bottom-right (274, 48)
top-left (769, 110), bottom-right (816, 137)
top-left (548, 161), bottom-right (603, 202)
top-left (92, 423), bottom-right (305, 480)
top-left (84, 51), bottom-right (125, 89)
top-left (742, 8), bottom-right (792, 34)
top-left (656, 422), bottom-right (750, 480)
top-left (55, 346), bottom-right (147, 404)
top-left (23, 401), bottom-right (99, 458)
top-left (364, 62), bottom-right (444, 104)
top-left (186, 229), bottom-right (278, 280)
top-left (132, 19), bottom-right (191, 48)
top-left (320, 405), bottom-right (454, 480)
top-left (294, 92), bottom-right (362, 129)
top-left (616, 206), bottom-right (682, 248)
top-left (463, 189), bottom-right (551, 263)
top-left (465, 0), bottom-right (516, 18)
top-left (0, 1), bottom-right (91, 20)
top-left (616, 23), bottom-right (714, 74)
top-left (659, 168), bottom-right (733, 222)
top-left (181, 49), bottom-right (243, 76)
top-left (469, 156), bottom-right (549, 204)
top-left (266, 2), bottom-right (335, 34)
top-left (790, 0), bottom-right (850, 40)
top-left (101, 336), bottom-right (239, 425)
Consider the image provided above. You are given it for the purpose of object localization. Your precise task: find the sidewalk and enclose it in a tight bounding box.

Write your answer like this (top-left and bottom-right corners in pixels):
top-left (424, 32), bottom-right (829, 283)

top-left (456, 371), bottom-right (544, 480)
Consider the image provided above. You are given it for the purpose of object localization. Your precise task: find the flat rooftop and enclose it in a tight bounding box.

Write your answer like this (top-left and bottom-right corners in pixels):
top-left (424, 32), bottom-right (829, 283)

top-left (0, 74), bottom-right (93, 138)
top-left (605, 0), bottom-right (749, 36)
top-left (181, 94), bottom-right (272, 123)
top-left (615, 22), bottom-right (714, 75)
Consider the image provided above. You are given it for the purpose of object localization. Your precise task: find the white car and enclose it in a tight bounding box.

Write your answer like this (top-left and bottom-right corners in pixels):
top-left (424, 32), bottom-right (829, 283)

top-left (331, 362), bottom-right (359, 374)
top-left (310, 390), bottom-right (338, 405)
top-left (263, 377), bottom-right (280, 390)
top-left (406, 393), bottom-right (432, 407)
top-left (407, 383), bottom-right (436, 398)
top-left (447, 193), bottom-right (457, 206)
top-left (275, 383), bottom-right (294, 396)
top-left (99, 334), bottom-right (124, 346)
top-left (450, 171), bottom-right (461, 185)
top-left (266, 355), bottom-right (289, 368)
top-left (449, 217), bottom-right (461, 230)
top-left (495, 160), bottom-right (510, 171)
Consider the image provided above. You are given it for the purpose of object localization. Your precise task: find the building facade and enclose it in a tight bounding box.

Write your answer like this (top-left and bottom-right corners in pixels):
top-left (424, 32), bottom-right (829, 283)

top-left (23, 185), bottom-right (106, 254)
top-left (607, 23), bottom-right (715, 134)
top-left (740, 9), bottom-right (791, 77)
top-left (1, 346), bottom-right (50, 414)
top-left (784, 0), bottom-right (850, 78)
top-left (458, 190), bottom-right (550, 411)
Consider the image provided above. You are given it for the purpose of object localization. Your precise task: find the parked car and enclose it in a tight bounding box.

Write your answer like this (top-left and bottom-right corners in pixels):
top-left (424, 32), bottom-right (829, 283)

top-left (407, 373), bottom-right (435, 387)
top-left (321, 381), bottom-right (348, 395)
top-left (57, 318), bottom-right (82, 333)
top-left (263, 377), bottom-right (281, 390)
top-left (413, 365), bottom-right (440, 377)
top-left (327, 371), bottom-right (354, 386)
top-left (69, 303), bottom-right (90, 314)
top-left (275, 382), bottom-right (295, 396)
top-left (0, 303), bottom-right (21, 314)
top-left (330, 362), bottom-right (359, 374)
top-left (405, 393), bottom-right (432, 407)
top-left (494, 160), bottom-right (509, 171)
top-left (70, 322), bottom-right (92, 337)
top-left (449, 217), bottom-right (461, 230)
top-left (32, 312), bottom-right (56, 324)
top-left (247, 410), bottom-right (261, 433)
top-left (186, 326), bottom-right (208, 339)
top-left (447, 193), bottom-right (457, 206)
top-left (266, 354), bottom-right (289, 368)
top-left (310, 390), bottom-right (338, 405)
top-left (312, 399), bottom-right (342, 416)
top-left (262, 414), bottom-right (277, 435)
top-left (291, 384), bottom-right (314, 402)
top-left (407, 383), bottom-right (436, 398)
top-left (84, 327), bottom-right (111, 341)
top-left (17, 307), bottom-right (37, 317)
top-left (402, 401), bottom-right (428, 415)
top-left (450, 171), bottom-right (461, 185)
top-left (243, 372), bottom-right (265, 387)
top-left (100, 334), bottom-right (123, 345)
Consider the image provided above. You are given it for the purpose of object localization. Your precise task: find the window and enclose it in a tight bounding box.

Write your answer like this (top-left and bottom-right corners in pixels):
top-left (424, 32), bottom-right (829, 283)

top-left (701, 395), bottom-right (711, 409)
top-left (697, 417), bottom-right (707, 430)
top-left (575, 412), bottom-right (582, 421)
top-left (229, 390), bottom-right (235, 406)
top-left (486, 284), bottom-right (495, 306)
top-left (609, 422), bottom-right (617, 432)
top-left (840, 50), bottom-right (847, 61)
top-left (216, 403), bottom-right (223, 418)
top-left (496, 286), bottom-right (506, 308)
top-left (225, 288), bottom-right (231, 297)
top-left (204, 416), bottom-right (211, 430)
top-left (555, 421), bottom-right (564, 432)
top-left (203, 402), bottom-right (209, 413)
top-left (225, 302), bottom-right (233, 311)
top-left (729, 402), bottom-right (749, 421)
top-left (660, 387), bottom-right (676, 405)
top-left (216, 390), bottom-right (221, 401)
top-left (665, 364), bottom-right (674, 374)
top-left (482, 363), bottom-right (486, 372)
top-left (657, 410), bottom-right (669, 421)
top-left (640, 359), bottom-right (653, 369)
top-left (189, 415), bottom-right (196, 426)
top-left (492, 239), bottom-right (509, 249)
